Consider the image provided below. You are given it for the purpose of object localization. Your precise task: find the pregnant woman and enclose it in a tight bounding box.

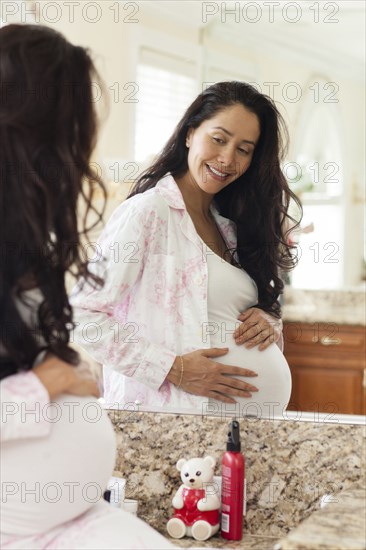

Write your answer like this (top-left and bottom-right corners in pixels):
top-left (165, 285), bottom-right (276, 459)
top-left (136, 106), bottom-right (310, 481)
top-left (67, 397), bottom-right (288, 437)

top-left (71, 81), bottom-right (301, 416)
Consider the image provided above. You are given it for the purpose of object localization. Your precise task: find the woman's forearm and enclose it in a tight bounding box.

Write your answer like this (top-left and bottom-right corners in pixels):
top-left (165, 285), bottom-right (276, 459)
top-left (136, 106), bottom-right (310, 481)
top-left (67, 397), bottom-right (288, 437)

top-left (72, 308), bottom-right (176, 391)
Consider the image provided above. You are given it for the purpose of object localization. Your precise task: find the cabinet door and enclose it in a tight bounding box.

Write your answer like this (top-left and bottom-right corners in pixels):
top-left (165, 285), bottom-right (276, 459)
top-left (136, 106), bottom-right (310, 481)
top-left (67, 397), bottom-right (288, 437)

top-left (283, 322), bottom-right (366, 415)
top-left (288, 365), bottom-right (365, 415)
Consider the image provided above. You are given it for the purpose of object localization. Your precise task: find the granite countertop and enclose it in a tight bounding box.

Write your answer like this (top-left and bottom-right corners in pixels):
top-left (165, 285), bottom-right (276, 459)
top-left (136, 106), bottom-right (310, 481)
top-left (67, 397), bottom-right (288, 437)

top-left (282, 304), bottom-right (366, 325)
top-left (170, 485), bottom-right (366, 549)
top-left (109, 410), bottom-right (366, 549)
top-left (276, 485), bottom-right (366, 550)
top-left (282, 287), bottom-right (366, 325)
top-left (169, 533), bottom-right (278, 549)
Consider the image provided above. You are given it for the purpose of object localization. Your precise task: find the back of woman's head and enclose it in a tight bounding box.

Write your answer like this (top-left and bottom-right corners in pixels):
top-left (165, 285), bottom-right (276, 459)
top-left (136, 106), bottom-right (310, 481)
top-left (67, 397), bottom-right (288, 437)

top-left (0, 24), bottom-right (106, 376)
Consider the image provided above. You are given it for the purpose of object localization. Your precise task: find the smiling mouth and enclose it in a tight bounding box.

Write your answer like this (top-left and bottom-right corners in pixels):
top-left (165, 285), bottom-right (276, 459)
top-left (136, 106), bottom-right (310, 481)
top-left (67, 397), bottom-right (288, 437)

top-left (206, 164), bottom-right (231, 179)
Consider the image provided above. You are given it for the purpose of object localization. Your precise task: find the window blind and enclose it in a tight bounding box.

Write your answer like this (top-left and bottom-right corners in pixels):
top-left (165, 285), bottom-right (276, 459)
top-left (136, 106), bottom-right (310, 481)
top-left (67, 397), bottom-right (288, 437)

top-left (135, 48), bottom-right (197, 163)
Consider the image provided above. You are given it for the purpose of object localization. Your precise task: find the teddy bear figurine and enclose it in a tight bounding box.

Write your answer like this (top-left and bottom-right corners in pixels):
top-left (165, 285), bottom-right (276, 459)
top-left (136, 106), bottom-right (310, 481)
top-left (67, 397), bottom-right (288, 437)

top-left (166, 455), bottom-right (220, 541)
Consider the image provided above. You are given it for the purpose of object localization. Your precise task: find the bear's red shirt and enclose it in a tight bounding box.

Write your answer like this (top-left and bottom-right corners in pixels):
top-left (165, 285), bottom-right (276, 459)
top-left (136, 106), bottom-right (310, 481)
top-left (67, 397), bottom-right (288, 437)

top-left (173, 488), bottom-right (219, 526)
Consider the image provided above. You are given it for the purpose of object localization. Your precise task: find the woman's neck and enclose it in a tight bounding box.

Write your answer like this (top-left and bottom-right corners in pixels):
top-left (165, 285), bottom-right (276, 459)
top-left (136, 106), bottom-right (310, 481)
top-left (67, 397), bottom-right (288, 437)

top-left (175, 173), bottom-right (213, 219)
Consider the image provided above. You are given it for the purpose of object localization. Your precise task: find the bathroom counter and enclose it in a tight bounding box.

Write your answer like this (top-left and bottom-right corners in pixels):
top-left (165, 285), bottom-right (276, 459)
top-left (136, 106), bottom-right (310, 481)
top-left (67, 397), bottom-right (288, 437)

top-left (282, 304), bottom-right (366, 325)
top-left (109, 410), bottom-right (365, 549)
top-left (277, 485), bottom-right (366, 550)
top-left (165, 486), bottom-right (366, 550)
top-left (282, 287), bottom-right (366, 325)
top-left (168, 534), bottom-right (278, 548)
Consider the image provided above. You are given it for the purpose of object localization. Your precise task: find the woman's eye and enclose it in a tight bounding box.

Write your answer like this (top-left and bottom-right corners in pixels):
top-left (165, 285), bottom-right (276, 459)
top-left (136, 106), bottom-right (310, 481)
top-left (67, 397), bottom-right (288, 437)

top-left (212, 137), bottom-right (224, 144)
top-left (238, 147), bottom-right (249, 155)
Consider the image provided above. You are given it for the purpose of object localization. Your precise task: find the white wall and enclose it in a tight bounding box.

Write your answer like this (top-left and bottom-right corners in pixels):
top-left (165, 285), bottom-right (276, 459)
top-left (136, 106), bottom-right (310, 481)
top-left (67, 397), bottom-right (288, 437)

top-left (9, 1), bottom-right (364, 287)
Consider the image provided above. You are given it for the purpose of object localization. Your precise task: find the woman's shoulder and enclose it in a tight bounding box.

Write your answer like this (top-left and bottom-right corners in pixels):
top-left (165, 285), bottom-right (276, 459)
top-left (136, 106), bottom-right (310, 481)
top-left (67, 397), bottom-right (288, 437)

top-left (112, 185), bottom-right (171, 221)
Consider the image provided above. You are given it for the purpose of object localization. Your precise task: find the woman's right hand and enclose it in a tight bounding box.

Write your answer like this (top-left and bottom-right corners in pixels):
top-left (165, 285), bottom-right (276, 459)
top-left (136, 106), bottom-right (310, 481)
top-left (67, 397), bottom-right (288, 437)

top-left (33, 354), bottom-right (100, 400)
top-left (166, 348), bottom-right (258, 404)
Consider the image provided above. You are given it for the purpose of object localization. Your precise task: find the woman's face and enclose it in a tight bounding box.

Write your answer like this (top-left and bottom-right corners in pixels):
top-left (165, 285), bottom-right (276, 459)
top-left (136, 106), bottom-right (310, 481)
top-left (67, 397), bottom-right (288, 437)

top-left (185, 103), bottom-right (260, 194)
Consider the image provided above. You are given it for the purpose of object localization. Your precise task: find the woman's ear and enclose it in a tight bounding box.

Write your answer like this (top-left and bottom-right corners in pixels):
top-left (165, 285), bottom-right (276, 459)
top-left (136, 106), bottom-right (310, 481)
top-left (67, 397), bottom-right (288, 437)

top-left (186, 127), bottom-right (194, 148)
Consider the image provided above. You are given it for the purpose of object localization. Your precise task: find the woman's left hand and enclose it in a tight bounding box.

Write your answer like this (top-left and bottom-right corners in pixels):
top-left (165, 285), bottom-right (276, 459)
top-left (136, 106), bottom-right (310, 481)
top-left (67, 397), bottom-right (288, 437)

top-left (233, 308), bottom-right (283, 351)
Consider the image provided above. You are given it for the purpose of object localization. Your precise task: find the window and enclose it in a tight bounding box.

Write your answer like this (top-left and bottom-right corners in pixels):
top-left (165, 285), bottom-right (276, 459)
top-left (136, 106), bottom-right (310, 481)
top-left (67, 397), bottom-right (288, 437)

top-left (289, 79), bottom-right (345, 289)
top-left (134, 48), bottom-right (197, 163)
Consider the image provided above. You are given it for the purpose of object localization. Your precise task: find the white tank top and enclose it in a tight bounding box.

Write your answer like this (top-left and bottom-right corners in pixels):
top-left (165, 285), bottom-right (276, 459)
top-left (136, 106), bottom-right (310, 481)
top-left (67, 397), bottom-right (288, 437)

top-left (205, 249), bottom-right (292, 418)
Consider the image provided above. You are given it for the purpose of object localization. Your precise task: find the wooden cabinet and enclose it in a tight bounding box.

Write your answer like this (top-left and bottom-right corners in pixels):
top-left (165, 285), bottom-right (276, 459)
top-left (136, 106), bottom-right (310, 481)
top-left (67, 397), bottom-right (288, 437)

top-left (283, 322), bottom-right (366, 415)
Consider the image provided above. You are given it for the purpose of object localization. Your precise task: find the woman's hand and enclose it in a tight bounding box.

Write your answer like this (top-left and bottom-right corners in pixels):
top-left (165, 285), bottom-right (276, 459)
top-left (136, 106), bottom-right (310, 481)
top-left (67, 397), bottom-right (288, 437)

top-left (33, 354), bottom-right (100, 400)
top-left (167, 348), bottom-right (258, 404)
top-left (234, 307), bottom-right (283, 351)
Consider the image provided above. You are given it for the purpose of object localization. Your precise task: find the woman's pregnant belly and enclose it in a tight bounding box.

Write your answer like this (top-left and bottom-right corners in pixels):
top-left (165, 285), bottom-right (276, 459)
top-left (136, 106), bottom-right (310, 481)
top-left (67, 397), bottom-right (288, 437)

top-left (1, 395), bottom-right (116, 536)
top-left (203, 251), bottom-right (291, 417)
top-left (208, 337), bottom-right (292, 418)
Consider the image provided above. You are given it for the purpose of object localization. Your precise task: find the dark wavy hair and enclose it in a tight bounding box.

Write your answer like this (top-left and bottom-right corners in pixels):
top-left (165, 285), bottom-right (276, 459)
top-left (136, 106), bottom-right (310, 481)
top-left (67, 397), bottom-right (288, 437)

top-left (0, 24), bottom-right (107, 380)
top-left (129, 81), bottom-right (302, 318)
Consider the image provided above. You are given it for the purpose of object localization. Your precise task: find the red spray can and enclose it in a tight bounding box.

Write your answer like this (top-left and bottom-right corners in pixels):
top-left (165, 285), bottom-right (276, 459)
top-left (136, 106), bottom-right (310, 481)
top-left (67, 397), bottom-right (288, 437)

top-left (221, 420), bottom-right (244, 541)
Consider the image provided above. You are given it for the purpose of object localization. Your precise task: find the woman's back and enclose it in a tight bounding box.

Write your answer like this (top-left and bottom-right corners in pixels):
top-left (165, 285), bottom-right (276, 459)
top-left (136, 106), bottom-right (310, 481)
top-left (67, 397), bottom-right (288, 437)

top-left (1, 392), bottom-right (116, 535)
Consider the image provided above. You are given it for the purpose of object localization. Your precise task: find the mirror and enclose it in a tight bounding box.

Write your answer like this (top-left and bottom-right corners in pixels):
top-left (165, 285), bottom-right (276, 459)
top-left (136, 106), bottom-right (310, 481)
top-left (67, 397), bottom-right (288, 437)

top-left (6, 0), bottom-right (364, 422)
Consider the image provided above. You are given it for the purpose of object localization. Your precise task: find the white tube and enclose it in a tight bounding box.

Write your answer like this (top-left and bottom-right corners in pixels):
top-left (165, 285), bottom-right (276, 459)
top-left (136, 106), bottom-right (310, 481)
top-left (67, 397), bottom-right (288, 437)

top-left (107, 477), bottom-right (126, 508)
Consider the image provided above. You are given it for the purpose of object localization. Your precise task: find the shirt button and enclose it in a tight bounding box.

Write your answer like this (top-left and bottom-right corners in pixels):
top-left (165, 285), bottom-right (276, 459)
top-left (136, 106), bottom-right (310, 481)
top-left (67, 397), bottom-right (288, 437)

top-left (194, 275), bottom-right (203, 285)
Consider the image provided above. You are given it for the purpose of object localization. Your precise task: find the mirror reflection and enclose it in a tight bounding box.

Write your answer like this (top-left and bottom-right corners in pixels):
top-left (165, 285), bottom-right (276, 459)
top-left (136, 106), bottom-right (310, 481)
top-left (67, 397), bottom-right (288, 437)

top-left (6, 0), bottom-right (363, 421)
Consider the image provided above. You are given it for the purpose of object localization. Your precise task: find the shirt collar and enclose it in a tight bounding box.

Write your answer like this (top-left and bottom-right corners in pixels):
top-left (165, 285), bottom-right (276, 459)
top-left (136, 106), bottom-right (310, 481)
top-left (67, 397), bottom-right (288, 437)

top-left (156, 173), bottom-right (237, 248)
top-left (156, 173), bottom-right (186, 210)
